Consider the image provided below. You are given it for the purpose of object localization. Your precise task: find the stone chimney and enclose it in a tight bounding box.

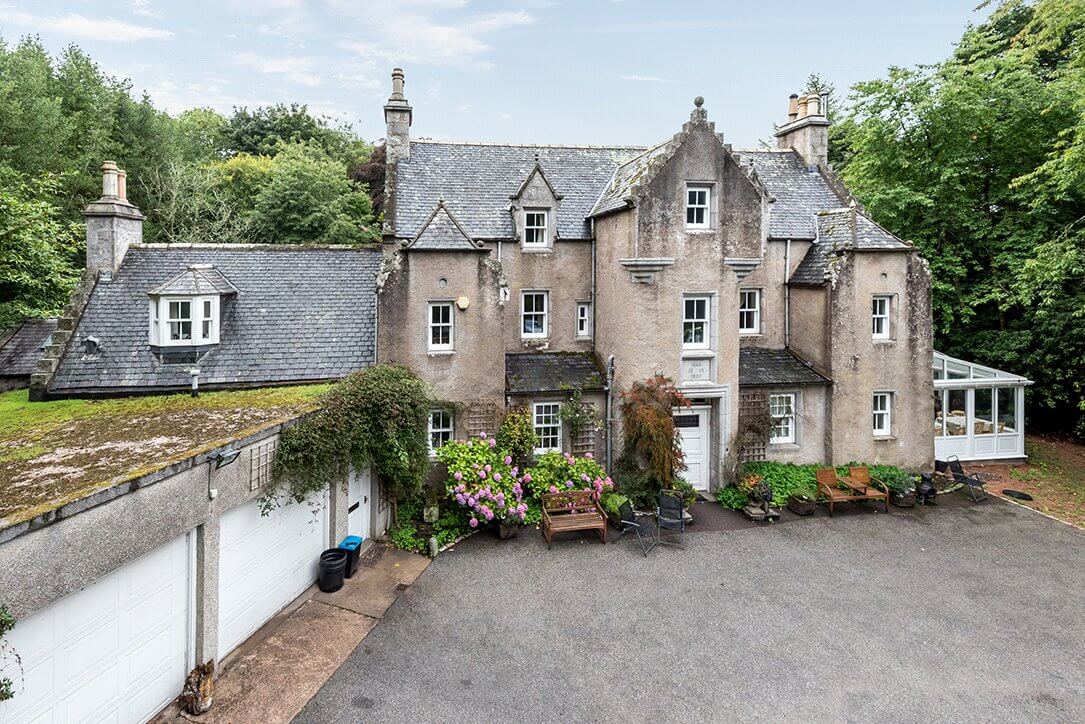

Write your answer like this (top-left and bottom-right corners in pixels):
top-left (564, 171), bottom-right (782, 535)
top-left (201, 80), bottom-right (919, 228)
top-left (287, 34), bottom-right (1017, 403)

top-left (384, 67), bottom-right (412, 163)
top-left (775, 91), bottom-right (830, 168)
top-left (84, 161), bottom-right (143, 278)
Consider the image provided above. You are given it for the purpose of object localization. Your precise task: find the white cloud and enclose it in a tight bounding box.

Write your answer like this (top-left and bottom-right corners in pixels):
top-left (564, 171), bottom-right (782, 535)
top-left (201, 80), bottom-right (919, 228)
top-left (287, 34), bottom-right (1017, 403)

top-left (619, 74), bottom-right (676, 84)
top-left (129, 0), bottom-right (162, 19)
top-left (0, 10), bottom-right (173, 42)
top-left (335, 4), bottom-right (533, 70)
top-left (232, 51), bottom-right (323, 87)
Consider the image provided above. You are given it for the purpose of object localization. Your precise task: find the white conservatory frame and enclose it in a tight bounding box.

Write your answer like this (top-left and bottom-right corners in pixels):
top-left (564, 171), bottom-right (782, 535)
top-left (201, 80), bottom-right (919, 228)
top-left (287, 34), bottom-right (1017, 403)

top-left (933, 350), bottom-right (1032, 462)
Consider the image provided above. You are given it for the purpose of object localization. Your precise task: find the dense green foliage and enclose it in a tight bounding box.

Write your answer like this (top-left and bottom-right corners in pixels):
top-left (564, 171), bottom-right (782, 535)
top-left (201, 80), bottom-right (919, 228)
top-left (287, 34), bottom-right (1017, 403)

top-left (388, 495), bottom-right (472, 554)
top-left (0, 35), bottom-right (380, 326)
top-left (495, 406), bottom-right (538, 468)
top-left (833, 0), bottom-right (1085, 435)
top-left (716, 462), bottom-right (917, 509)
top-left (267, 365), bottom-right (430, 512)
top-left (436, 433), bottom-right (528, 526)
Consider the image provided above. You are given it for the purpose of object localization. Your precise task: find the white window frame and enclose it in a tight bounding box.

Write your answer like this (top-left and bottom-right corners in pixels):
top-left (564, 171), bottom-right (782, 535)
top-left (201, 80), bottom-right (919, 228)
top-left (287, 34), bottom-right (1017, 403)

top-left (523, 209), bottom-right (549, 248)
top-left (150, 295), bottom-right (220, 347)
top-left (576, 301), bottom-right (592, 339)
top-left (428, 409), bottom-right (454, 455)
top-left (521, 290), bottom-right (549, 339)
top-left (533, 402), bottom-right (562, 454)
top-left (685, 184), bottom-right (711, 229)
top-left (428, 301), bottom-right (454, 352)
top-left (872, 295), bottom-right (892, 340)
top-left (682, 295), bottom-right (710, 350)
top-left (739, 289), bottom-right (761, 335)
top-left (769, 393), bottom-right (796, 444)
top-left (873, 392), bottom-right (893, 436)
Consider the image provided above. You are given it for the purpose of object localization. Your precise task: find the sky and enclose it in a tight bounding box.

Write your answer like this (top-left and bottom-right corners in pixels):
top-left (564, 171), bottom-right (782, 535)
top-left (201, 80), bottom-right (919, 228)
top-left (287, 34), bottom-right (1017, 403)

top-left (0, 0), bottom-right (993, 149)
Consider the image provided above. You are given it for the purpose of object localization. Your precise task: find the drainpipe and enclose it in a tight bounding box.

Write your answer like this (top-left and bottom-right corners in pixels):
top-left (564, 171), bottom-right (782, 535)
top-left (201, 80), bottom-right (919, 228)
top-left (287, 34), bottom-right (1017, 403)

top-left (784, 239), bottom-right (791, 348)
top-left (605, 354), bottom-right (615, 472)
top-left (590, 218), bottom-right (596, 346)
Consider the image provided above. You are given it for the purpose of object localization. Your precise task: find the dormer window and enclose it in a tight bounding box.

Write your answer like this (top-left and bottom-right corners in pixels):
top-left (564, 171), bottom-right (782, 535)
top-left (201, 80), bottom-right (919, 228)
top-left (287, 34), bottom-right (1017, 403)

top-left (524, 209), bottom-right (549, 247)
top-left (147, 264), bottom-right (236, 348)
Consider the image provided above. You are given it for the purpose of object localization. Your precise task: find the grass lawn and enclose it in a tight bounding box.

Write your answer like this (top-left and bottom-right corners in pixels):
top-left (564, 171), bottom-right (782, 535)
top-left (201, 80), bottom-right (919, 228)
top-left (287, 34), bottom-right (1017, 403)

top-left (973, 434), bottom-right (1085, 528)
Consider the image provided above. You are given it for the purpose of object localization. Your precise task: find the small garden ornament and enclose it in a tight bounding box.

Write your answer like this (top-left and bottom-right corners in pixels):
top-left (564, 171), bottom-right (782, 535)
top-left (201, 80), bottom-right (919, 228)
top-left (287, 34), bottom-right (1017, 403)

top-left (741, 474), bottom-right (781, 522)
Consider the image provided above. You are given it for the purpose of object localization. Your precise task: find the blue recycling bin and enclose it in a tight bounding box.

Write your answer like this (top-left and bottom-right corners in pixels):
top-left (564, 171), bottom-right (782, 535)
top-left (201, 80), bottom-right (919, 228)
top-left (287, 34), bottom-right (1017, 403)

top-left (339, 535), bottom-right (363, 578)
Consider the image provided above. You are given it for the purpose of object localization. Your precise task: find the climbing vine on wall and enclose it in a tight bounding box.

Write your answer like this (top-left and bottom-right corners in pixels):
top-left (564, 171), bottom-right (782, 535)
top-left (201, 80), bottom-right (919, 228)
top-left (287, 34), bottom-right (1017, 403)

top-left (264, 364), bottom-right (431, 514)
top-left (0, 604), bottom-right (20, 702)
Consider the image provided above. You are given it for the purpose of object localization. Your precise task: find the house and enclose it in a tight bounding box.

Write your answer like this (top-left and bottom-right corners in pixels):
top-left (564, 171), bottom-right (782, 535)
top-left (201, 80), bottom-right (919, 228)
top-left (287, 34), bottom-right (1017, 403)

top-left (378, 69), bottom-right (937, 490)
top-left (0, 164), bottom-right (388, 723)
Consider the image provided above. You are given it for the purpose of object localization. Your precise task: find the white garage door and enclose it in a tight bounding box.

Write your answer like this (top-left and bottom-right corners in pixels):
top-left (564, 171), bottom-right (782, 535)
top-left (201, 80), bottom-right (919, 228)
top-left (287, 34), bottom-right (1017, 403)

top-left (218, 495), bottom-right (327, 657)
top-left (0, 533), bottom-right (191, 724)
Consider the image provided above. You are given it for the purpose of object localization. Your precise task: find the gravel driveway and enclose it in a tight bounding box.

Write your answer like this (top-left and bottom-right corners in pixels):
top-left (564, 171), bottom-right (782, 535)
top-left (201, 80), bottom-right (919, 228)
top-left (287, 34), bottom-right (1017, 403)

top-left (296, 496), bottom-right (1084, 723)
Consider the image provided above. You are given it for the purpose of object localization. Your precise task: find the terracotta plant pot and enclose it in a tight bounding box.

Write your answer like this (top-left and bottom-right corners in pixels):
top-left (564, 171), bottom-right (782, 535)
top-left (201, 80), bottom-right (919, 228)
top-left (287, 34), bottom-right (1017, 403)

top-left (890, 491), bottom-right (916, 508)
top-left (787, 495), bottom-right (817, 516)
top-left (495, 523), bottom-right (519, 540)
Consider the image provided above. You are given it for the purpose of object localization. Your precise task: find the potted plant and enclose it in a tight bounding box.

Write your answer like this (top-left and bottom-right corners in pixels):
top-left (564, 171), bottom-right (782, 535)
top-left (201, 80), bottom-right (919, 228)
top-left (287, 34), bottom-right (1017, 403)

top-left (599, 491), bottom-right (629, 524)
top-left (786, 484), bottom-right (818, 515)
top-left (887, 472), bottom-right (917, 508)
top-left (671, 478), bottom-right (698, 523)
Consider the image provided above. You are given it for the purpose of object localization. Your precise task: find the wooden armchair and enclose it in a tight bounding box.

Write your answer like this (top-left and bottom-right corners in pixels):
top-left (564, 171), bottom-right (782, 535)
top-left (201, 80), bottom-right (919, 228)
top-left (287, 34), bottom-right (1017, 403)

top-left (815, 468), bottom-right (854, 517)
top-left (846, 466), bottom-right (890, 513)
top-left (815, 467), bottom-right (889, 517)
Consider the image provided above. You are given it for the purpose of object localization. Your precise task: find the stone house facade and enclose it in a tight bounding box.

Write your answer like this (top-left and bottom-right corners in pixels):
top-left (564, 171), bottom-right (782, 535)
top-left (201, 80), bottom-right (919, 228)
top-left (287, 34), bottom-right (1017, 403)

top-left (378, 71), bottom-right (935, 489)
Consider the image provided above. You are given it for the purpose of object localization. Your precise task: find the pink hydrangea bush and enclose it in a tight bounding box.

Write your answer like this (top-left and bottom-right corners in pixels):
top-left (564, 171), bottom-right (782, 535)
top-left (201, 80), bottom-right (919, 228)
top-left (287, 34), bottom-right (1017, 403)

top-left (436, 433), bottom-right (528, 528)
top-left (525, 450), bottom-right (614, 502)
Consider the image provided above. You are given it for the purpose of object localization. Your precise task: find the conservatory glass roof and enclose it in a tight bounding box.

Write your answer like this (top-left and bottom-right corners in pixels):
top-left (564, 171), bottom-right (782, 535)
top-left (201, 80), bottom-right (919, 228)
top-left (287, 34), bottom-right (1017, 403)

top-left (932, 351), bottom-right (1031, 387)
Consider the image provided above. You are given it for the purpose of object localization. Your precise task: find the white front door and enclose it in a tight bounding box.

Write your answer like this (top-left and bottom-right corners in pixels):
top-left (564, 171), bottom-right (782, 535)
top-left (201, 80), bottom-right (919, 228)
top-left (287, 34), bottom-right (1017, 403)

top-left (348, 466), bottom-right (372, 540)
top-left (218, 494), bottom-right (327, 657)
top-left (0, 533), bottom-right (191, 724)
top-left (674, 405), bottom-right (710, 491)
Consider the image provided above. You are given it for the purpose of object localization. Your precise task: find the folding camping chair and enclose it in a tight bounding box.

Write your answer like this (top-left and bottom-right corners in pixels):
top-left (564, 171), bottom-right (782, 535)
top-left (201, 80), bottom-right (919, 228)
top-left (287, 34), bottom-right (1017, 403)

top-left (944, 455), bottom-right (990, 503)
top-left (614, 500), bottom-right (657, 556)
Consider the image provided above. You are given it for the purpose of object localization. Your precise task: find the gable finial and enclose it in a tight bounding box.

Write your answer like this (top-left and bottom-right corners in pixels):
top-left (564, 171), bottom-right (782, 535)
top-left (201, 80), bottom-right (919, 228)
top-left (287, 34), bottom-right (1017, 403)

top-left (691, 96), bottom-right (707, 123)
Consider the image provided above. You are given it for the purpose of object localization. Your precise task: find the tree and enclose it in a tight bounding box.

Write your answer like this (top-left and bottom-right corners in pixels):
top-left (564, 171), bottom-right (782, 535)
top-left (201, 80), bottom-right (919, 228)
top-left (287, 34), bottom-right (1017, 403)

top-left (0, 166), bottom-right (81, 328)
top-left (250, 143), bottom-right (380, 245)
top-left (222, 103), bottom-right (370, 166)
top-left (174, 108), bottom-right (228, 164)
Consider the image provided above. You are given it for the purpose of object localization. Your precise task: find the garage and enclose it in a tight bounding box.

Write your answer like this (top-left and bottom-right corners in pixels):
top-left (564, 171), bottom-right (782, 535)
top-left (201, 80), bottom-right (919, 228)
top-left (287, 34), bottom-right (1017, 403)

top-left (0, 533), bottom-right (191, 724)
top-left (217, 494), bottom-right (328, 657)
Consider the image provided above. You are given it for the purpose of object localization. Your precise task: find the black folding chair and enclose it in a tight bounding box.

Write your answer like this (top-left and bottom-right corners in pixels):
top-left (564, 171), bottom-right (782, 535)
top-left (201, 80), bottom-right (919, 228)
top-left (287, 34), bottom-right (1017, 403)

top-left (945, 455), bottom-right (990, 503)
top-left (615, 500), bottom-right (657, 556)
top-left (656, 490), bottom-right (687, 548)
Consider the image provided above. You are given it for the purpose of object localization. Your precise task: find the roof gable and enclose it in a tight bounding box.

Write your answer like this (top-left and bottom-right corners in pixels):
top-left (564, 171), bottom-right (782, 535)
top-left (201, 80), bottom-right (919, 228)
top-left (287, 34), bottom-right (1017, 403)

top-left (406, 201), bottom-right (484, 252)
top-left (790, 207), bottom-right (911, 285)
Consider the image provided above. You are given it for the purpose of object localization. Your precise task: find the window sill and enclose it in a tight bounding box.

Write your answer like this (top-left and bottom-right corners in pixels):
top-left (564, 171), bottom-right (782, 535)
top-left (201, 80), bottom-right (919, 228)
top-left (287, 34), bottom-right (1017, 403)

top-left (873, 339), bottom-right (896, 346)
top-left (681, 349), bottom-right (714, 358)
top-left (769, 442), bottom-right (801, 450)
top-left (685, 229), bottom-right (715, 235)
top-left (739, 332), bottom-right (763, 338)
top-left (873, 434), bottom-right (896, 442)
top-left (520, 247), bottom-right (553, 254)
top-left (427, 350), bottom-right (455, 357)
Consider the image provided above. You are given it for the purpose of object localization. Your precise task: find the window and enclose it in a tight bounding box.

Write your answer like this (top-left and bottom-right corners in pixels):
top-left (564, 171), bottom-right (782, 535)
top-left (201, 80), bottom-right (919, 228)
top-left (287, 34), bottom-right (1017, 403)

top-left (997, 388), bottom-right (1017, 433)
top-left (167, 300), bottom-right (192, 341)
top-left (974, 388), bottom-right (994, 435)
top-left (872, 295), bottom-right (891, 339)
top-left (685, 184), bottom-right (711, 228)
top-left (769, 393), bottom-right (796, 444)
top-left (682, 296), bottom-right (710, 349)
top-left (576, 301), bottom-right (592, 339)
top-left (428, 302), bottom-right (453, 351)
top-left (739, 289), bottom-right (761, 334)
top-left (428, 409), bottom-right (454, 454)
top-left (521, 291), bottom-right (548, 338)
top-left (872, 392), bottom-right (893, 436)
top-left (524, 209), bottom-right (548, 247)
top-left (201, 299), bottom-right (214, 340)
top-left (533, 402), bottom-right (562, 453)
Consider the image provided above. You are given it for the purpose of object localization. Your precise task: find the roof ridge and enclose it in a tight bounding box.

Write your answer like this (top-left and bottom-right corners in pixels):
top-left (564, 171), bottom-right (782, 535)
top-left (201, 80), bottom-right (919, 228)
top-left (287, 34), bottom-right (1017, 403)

top-left (412, 137), bottom-right (647, 151)
top-left (131, 243), bottom-right (379, 251)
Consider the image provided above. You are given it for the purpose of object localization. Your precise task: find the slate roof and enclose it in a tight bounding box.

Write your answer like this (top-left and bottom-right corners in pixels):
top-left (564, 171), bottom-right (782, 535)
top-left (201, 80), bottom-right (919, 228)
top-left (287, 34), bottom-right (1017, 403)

top-left (506, 351), bottom-right (605, 395)
top-left (790, 207), bottom-right (911, 285)
top-left (49, 246), bottom-right (380, 394)
top-left (0, 319), bottom-right (57, 377)
top-left (394, 140), bottom-right (644, 240)
top-left (590, 138), bottom-right (674, 216)
top-left (739, 347), bottom-right (830, 387)
top-left (148, 264), bottom-right (239, 296)
top-left (407, 202), bottom-right (485, 251)
top-left (736, 150), bottom-right (845, 240)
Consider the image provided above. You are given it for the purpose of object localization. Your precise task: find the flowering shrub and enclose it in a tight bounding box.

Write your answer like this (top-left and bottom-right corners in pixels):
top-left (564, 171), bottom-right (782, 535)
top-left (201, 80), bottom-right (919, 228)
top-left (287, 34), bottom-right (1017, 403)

top-left (436, 433), bottom-right (528, 527)
top-left (526, 450), bottom-right (614, 501)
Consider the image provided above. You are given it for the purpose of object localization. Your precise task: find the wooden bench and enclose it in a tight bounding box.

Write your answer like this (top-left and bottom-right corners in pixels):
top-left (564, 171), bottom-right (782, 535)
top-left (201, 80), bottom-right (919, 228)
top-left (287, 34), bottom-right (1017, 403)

top-left (541, 490), bottom-right (606, 549)
top-left (815, 467), bottom-right (889, 517)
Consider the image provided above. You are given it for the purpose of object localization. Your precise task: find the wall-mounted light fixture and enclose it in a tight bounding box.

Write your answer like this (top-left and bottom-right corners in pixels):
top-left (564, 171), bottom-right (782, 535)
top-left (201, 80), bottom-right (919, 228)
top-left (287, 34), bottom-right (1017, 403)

top-left (455, 296), bottom-right (470, 311)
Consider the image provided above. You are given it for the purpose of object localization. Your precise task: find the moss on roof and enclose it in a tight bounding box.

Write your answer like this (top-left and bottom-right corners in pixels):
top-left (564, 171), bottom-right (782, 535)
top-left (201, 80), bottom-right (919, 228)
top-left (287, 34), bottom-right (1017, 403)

top-left (0, 385), bottom-right (328, 529)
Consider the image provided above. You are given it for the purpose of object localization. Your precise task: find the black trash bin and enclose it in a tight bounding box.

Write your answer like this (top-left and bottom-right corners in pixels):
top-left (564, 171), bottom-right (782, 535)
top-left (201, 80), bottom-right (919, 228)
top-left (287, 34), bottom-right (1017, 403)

top-left (317, 548), bottom-right (348, 592)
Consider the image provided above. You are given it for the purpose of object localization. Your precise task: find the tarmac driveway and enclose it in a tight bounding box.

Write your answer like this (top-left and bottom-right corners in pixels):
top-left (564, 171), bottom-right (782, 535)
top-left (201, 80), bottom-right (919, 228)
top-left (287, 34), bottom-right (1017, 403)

top-left (296, 496), bottom-right (1084, 722)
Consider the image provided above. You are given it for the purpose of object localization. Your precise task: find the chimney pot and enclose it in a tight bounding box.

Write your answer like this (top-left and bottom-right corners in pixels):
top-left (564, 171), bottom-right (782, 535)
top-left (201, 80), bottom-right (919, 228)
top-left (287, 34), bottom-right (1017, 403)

top-left (384, 67), bottom-right (413, 163)
top-left (787, 93), bottom-right (799, 121)
top-left (805, 93), bottom-right (821, 117)
top-left (797, 96), bottom-right (809, 118)
top-left (101, 161), bottom-right (119, 198)
top-left (117, 170), bottom-right (128, 202)
top-left (390, 67), bottom-right (405, 100)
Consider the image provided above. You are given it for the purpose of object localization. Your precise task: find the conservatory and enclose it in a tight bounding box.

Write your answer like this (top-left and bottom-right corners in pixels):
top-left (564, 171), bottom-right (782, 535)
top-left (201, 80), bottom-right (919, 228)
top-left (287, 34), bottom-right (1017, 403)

top-left (933, 351), bottom-right (1032, 462)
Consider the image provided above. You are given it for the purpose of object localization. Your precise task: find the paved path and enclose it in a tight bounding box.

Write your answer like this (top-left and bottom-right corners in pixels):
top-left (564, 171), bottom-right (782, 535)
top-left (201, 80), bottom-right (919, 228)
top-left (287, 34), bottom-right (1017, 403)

top-left (296, 496), bottom-right (1084, 723)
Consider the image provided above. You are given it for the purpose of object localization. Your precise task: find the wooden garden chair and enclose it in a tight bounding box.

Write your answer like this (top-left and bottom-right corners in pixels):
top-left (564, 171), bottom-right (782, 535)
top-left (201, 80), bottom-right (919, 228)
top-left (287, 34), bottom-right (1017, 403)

top-left (815, 468), bottom-right (856, 517)
top-left (846, 466), bottom-right (890, 513)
